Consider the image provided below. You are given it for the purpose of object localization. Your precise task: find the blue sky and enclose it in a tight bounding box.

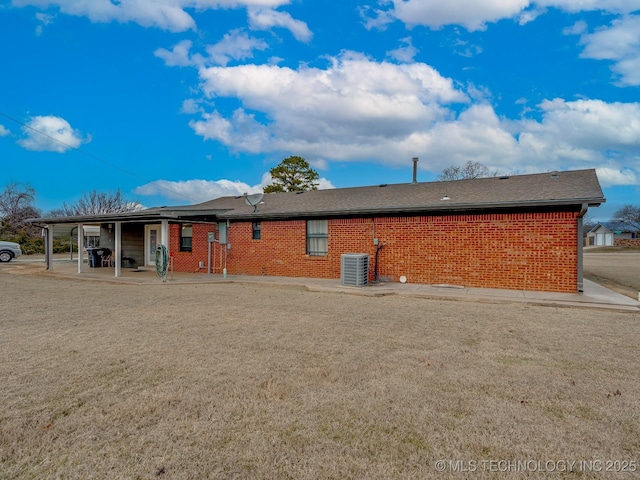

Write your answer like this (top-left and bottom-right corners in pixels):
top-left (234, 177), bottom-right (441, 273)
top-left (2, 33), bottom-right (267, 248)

top-left (1, 0), bottom-right (639, 221)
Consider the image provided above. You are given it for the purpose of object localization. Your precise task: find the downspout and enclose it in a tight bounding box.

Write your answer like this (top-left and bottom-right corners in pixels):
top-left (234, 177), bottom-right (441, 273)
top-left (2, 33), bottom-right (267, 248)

top-left (577, 203), bottom-right (588, 292)
top-left (374, 241), bottom-right (386, 283)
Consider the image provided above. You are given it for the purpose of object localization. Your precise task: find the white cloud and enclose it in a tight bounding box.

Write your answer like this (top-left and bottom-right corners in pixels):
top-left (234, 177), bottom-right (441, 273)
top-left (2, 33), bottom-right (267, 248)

top-left (522, 98), bottom-right (640, 152)
top-left (0, 125), bottom-right (9, 137)
top-left (156, 31), bottom-right (269, 69)
top-left (578, 14), bottom-right (640, 86)
top-left (189, 109), bottom-right (270, 154)
top-left (579, 15), bottom-right (640, 60)
top-left (192, 51), bottom-right (467, 163)
top-left (248, 7), bottom-right (312, 42)
top-left (511, 99), bottom-right (640, 184)
top-left (17, 115), bottom-right (87, 152)
top-left (34, 11), bottom-right (54, 34)
top-left (535, 0), bottom-right (640, 15)
top-left (191, 42), bottom-right (640, 188)
top-left (13, 0), bottom-right (196, 32)
top-left (518, 6), bottom-right (545, 25)
top-left (359, 6), bottom-right (395, 31)
top-left (595, 167), bottom-right (639, 187)
top-left (135, 173), bottom-right (335, 203)
top-left (12, 0), bottom-right (296, 32)
top-left (612, 55), bottom-right (640, 87)
top-left (377, 0), bottom-right (640, 31)
top-left (154, 39), bottom-right (194, 67)
top-left (423, 104), bottom-right (520, 168)
top-left (20, 0), bottom-right (639, 34)
top-left (387, 37), bottom-right (418, 63)
top-left (206, 29), bottom-right (269, 66)
top-left (386, 0), bottom-right (530, 31)
top-left (563, 20), bottom-right (587, 35)
top-left (187, 52), bottom-right (640, 185)
top-left (414, 98), bottom-right (640, 184)
top-left (134, 178), bottom-right (264, 203)
top-left (181, 99), bottom-right (202, 114)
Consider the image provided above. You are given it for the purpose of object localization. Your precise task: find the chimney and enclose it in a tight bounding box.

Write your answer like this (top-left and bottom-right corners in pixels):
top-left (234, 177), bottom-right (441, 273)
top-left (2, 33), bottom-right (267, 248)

top-left (412, 157), bottom-right (419, 183)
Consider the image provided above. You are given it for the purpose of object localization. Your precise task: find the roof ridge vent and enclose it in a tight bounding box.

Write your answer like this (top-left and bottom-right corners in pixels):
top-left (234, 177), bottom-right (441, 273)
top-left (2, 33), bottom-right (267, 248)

top-left (498, 175), bottom-right (510, 180)
top-left (550, 171), bottom-right (560, 178)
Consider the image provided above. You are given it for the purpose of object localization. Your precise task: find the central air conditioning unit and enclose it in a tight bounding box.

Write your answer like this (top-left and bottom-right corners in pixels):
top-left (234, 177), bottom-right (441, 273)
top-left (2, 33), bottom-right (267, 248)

top-left (341, 253), bottom-right (369, 287)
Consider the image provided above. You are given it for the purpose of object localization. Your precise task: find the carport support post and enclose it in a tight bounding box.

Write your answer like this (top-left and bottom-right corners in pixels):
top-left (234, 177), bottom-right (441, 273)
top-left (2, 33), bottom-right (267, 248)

top-left (77, 223), bottom-right (85, 273)
top-left (114, 221), bottom-right (122, 278)
top-left (46, 226), bottom-right (53, 271)
top-left (161, 219), bottom-right (169, 251)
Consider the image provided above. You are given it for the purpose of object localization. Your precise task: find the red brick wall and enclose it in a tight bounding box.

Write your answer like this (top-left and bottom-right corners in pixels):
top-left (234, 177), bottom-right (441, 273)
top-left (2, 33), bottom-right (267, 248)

top-left (615, 238), bottom-right (640, 247)
top-left (169, 223), bottom-right (219, 273)
top-left (172, 211), bottom-right (580, 292)
top-left (227, 220), bottom-right (336, 278)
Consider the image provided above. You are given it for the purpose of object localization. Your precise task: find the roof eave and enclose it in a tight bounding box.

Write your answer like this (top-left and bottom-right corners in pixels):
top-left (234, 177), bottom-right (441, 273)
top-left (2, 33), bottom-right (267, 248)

top-left (28, 209), bottom-right (228, 225)
top-left (218, 197), bottom-right (606, 220)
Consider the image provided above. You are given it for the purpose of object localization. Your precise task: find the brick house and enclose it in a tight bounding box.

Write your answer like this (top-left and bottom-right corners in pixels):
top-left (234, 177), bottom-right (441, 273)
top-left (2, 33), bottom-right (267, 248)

top-left (33, 169), bottom-right (605, 293)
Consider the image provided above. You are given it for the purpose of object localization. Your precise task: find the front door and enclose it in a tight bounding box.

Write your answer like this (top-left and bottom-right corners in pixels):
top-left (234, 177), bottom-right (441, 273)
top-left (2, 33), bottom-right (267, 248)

top-left (145, 225), bottom-right (160, 266)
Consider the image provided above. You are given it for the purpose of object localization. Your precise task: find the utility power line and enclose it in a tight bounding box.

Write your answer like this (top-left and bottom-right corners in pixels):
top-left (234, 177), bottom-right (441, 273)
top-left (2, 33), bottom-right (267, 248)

top-left (0, 111), bottom-right (198, 204)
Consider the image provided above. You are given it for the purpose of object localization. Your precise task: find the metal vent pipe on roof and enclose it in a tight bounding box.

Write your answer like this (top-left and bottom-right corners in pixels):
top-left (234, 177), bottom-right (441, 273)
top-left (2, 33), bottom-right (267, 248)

top-left (412, 157), bottom-right (418, 183)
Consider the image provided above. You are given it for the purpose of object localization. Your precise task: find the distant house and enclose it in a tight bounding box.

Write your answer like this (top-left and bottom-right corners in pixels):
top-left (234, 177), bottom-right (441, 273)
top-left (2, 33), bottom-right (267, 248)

top-left (30, 169), bottom-right (605, 293)
top-left (586, 221), bottom-right (639, 246)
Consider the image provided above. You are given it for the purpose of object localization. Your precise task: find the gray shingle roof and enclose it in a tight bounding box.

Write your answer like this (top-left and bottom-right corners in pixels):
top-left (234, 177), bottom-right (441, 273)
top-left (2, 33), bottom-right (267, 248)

top-left (589, 221), bottom-right (638, 233)
top-left (196, 168), bottom-right (605, 220)
top-left (29, 169), bottom-right (604, 225)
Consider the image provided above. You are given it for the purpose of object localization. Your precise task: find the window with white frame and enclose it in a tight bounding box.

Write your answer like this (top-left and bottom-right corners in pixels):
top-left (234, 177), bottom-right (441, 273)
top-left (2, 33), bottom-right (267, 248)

top-left (180, 224), bottom-right (193, 252)
top-left (306, 219), bottom-right (328, 256)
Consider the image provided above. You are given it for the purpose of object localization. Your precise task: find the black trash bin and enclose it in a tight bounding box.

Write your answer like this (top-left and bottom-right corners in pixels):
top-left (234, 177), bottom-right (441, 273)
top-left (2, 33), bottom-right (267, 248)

top-left (87, 247), bottom-right (100, 268)
top-left (95, 248), bottom-right (111, 268)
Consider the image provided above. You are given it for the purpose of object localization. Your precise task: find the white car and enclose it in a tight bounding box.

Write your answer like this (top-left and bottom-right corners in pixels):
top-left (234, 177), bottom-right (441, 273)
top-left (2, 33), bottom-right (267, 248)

top-left (0, 241), bottom-right (22, 262)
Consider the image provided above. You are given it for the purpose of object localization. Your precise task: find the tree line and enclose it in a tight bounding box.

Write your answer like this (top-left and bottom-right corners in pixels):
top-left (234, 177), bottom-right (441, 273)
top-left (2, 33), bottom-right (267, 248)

top-left (0, 183), bottom-right (137, 253)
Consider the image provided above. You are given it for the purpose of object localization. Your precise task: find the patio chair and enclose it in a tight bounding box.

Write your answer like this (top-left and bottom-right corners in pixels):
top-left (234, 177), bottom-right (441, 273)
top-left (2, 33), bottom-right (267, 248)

top-left (101, 252), bottom-right (113, 267)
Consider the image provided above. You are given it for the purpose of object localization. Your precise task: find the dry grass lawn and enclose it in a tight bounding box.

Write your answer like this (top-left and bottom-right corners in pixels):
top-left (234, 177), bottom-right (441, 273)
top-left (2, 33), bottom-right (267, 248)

top-left (1, 264), bottom-right (639, 479)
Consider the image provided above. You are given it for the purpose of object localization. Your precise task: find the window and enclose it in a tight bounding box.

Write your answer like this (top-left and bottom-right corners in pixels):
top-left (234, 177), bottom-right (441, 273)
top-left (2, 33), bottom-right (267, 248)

top-left (306, 220), bottom-right (328, 256)
top-left (180, 224), bottom-right (193, 252)
top-left (252, 222), bottom-right (261, 240)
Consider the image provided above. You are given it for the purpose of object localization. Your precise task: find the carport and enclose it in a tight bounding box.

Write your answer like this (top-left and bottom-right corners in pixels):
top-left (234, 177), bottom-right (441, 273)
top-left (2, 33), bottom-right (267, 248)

top-left (29, 206), bottom-right (225, 278)
top-left (37, 216), bottom-right (169, 278)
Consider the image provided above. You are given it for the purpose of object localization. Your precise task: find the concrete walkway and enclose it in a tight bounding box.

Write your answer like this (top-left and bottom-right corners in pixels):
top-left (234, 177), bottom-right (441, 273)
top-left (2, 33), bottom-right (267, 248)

top-left (19, 257), bottom-right (640, 313)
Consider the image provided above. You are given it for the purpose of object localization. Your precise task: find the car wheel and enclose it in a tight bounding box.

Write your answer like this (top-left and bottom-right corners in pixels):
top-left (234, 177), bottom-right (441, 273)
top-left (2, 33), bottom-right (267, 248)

top-left (0, 251), bottom-right (12, 262)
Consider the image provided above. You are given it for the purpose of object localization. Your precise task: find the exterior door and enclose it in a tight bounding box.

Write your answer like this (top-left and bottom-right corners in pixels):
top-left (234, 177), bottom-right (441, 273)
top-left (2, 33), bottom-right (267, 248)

top-left (145, 225), bottom-right (160, 266)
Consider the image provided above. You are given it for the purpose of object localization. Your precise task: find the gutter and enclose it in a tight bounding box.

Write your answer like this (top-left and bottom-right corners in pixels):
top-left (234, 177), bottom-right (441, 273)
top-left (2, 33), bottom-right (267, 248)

top-left (216, 197), bottom-right (607, 221)
top-left (27, 209), bottom-right (230, 225)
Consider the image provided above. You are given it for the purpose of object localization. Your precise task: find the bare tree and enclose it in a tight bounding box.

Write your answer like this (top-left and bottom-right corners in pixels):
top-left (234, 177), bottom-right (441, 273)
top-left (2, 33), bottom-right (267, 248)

top-left (438, 161), bottom-right (497, 181)
top-left (0, 182), bottom-right (41, 238)
top-left (582, 213), bottom-right (596, 237)
top-left (58, 189), bottom-right (139, 216)
top-left (613, 204), bottom-right (640, 231)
